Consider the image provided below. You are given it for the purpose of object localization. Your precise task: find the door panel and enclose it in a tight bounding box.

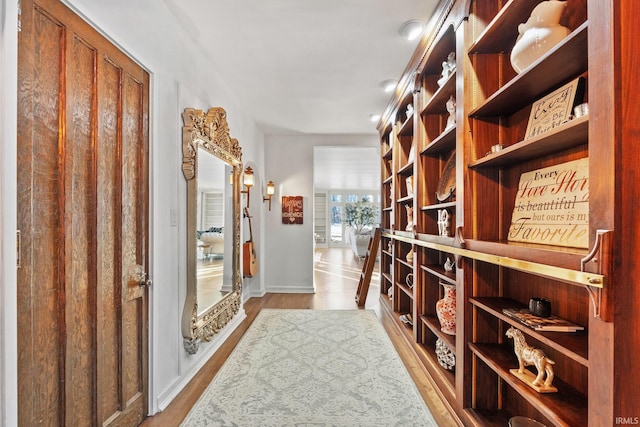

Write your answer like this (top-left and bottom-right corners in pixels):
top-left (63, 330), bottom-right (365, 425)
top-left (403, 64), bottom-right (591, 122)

top-left (17, 6), bottom-right (65, 425)
top-left (65, 34), bottom-right (97, 427)
top-left (96, 56), bottom-right (122, 425)
top-left (17, 0), bottom-right (150, 425)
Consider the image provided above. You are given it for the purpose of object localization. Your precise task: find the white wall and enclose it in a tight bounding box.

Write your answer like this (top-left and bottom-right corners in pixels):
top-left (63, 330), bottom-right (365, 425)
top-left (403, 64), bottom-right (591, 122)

top-left (263, 135), bottom-right (377, 293)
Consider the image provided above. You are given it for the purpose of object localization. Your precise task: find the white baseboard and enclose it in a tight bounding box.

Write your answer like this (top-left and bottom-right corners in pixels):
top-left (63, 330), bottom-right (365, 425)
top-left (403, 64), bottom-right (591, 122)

top-left (265, 285), bottom-right (316, 294)
top-left (155, 309), bottom-right (247, 412)
top-left (243, 287), bottom-right (266, 300)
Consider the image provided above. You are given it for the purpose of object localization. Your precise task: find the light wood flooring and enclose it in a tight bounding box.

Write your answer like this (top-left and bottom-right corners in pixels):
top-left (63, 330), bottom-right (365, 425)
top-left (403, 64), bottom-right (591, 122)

top-left (141, 247), bottom-right (458, 426)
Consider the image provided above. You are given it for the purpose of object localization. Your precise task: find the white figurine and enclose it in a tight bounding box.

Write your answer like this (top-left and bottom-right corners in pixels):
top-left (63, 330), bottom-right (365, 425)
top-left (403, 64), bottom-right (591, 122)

top-left (444, 257), bottom-right (454, 272)
top-left (405, 205), bottom-right (414, 232)
top-left (446, 95), bottom-right (456, 129)
top-left (437, 52), bottom-right (456, 87)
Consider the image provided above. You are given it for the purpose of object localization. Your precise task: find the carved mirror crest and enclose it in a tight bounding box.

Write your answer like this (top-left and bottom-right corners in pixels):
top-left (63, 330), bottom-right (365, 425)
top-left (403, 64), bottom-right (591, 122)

top-left (181, 107), bottom-right (243, 354)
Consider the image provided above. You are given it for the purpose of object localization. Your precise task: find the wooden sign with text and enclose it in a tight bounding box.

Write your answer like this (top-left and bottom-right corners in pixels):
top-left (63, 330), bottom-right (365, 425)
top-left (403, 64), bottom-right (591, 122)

top-left (524, 77), bottom-right (585, 139)
top-left (282, 196), bottom-right (303, 224)
top-left (508, 158), bottom-right (589, 249)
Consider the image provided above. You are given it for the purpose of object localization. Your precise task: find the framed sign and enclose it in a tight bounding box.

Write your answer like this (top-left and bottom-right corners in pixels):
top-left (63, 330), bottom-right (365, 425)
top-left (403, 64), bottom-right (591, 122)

top-left (508, 158), bottom-right (589, 249)
top-left (282, 196), bottom-right (303, 224)
top-left (524, 77), bottom-right (585, 139)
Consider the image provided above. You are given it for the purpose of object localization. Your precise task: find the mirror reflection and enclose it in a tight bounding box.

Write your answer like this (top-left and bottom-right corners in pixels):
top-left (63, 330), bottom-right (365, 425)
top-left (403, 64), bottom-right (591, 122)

top-left (196, 150), bottom-right (230, 315)
top-left (181, 107), bottom-right (242, 355)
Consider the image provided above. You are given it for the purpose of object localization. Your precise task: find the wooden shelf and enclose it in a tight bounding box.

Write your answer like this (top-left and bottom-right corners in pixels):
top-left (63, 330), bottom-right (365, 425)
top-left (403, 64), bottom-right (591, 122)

top-left (469, 22), bottom-right (588, 118)
top-left (420, 201), bottom-right (456, 211)
top-left (420, 314), bottom-right (456, 352)
top-left (397, 160), bottom-right (414, 175)
top-left (396, 258), bottom-right (413, 269)
top-left (464, 409), bottom-right (513, 427)
top-left (396, 281), bottom-right (414, 299)
top-left (396, 195), bottom-right (413, 204)
top-left (421, 71), bottom-right (455, 115)
top-left (383, 175), bottom-right (392, 184)
top-left (420, 263), bottom-right (456, 285)
top-left (398, 115), bottom-right (414, 136)
top-left (383, 146), bottom-right (393, 159)
top-left (421, 125), bottom-right (455, 156)
top-left (381, 272), bottom-right (392, 284)
top-left (469, 343), bottom-right (588, 427)
top-left (414, 232), bottom-right (458, 248)
top-left (470, 297), bottom-right (588, 366)
top-left (468, 0), bottom-right (543, 54)
top-left (469, 115), bottom-right (588, 168)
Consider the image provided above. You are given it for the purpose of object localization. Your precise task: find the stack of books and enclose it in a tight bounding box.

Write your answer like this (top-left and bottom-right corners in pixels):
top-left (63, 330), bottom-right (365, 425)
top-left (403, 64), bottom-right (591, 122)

top-left (502, 308), bottom-right (584, 332)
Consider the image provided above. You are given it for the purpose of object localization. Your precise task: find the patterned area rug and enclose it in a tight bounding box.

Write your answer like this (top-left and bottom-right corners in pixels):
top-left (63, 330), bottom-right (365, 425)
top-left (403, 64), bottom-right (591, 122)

top-left (181, 309), bottom-right (438, 426)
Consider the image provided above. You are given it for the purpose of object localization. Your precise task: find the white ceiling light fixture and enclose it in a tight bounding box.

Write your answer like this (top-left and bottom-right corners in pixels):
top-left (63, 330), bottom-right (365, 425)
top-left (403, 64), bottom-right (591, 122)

top-left (399, 19), bottom-right (425, 41)
top-left (369, 113), bottom-right (381, 123)
top-left (379, 79), bottom-right (398, 93)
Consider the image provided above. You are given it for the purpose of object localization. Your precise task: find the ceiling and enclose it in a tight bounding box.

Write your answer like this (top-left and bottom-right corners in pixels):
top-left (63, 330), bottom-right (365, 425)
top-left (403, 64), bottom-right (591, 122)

top-left (314, 146), bottom-right (380, 191)
top-left (163, 0), bottom-right (440, 135)
top-left (82, 0), bottom-right (440, 190)
top-left (161, 1), bottom-right (440, 191)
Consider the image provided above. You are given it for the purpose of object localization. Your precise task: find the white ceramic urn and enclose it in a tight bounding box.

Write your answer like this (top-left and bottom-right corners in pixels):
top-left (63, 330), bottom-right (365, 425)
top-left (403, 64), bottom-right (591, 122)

top-left (510, 1), bottom-right (570, 73)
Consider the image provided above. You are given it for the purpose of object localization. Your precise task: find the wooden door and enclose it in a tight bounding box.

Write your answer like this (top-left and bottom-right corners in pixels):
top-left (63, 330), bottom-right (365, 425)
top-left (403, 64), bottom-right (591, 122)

top-left (16, 0), bottom-right (150, 425)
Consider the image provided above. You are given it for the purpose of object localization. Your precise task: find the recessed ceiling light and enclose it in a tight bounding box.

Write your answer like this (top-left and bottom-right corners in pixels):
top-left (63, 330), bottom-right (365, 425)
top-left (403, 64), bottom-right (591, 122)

top-left (399, 20), bottom-right (424, 41)
top-left (369, 113), bottom-right (381, 123)
top-left (379, 79), bottom-right (398, 93)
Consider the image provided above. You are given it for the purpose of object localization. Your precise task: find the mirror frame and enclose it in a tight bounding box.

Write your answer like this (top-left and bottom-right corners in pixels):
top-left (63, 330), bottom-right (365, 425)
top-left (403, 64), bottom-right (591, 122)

top-left (181, 107), bottom-right (243, 354)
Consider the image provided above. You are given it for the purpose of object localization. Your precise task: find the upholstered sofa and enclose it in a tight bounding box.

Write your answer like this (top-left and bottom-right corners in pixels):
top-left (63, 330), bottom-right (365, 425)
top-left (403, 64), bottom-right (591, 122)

top-left (197, 227), bottom-right (224, 258)
top-left (346, 227), bottom-right (372, 258)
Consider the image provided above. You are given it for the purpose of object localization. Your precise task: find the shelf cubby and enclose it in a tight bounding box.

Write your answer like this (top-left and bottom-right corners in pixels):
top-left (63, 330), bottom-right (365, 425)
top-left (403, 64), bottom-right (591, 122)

top-left (470, 297), bottom-right (588, 365)
top-left (421, 71), bottom-right (456, 116)
top-left (469, 342), bottom-right (587, 427)
top-left (469, 114), bottom-right (588, 168)
top-left (420, 264), bottom-right (456, 285)
top-left (469, 22), bottom-right (588, 118)
top-left (421, 125), bottom-right (456, 156)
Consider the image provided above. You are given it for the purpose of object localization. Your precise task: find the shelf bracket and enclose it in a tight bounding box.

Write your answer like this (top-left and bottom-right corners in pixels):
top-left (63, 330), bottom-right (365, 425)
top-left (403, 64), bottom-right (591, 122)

top-left (580, 230), bottom-right (613, 320)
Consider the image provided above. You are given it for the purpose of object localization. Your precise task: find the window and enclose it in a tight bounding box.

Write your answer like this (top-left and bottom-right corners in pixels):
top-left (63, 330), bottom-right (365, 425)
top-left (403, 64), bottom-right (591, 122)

top-left (328, 190), bottom-right (380, 246)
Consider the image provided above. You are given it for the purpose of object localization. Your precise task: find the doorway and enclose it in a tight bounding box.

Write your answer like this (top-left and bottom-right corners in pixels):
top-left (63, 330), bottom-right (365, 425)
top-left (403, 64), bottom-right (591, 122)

top-left (16, 0), bottom-right (150, 425)
top-left (313, 146), bottom-right (380, 248)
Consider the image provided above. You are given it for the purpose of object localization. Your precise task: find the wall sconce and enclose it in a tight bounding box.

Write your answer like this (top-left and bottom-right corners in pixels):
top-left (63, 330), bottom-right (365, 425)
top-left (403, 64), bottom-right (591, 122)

top-left (263, 181), bottom-right (275, 211)
top-left (241, 166), bottom-right (254, 207)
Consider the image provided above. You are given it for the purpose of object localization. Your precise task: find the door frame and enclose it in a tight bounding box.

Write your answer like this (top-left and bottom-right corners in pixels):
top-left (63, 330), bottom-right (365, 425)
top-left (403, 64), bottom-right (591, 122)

top-left (1, 0), bottom-right (21, 425)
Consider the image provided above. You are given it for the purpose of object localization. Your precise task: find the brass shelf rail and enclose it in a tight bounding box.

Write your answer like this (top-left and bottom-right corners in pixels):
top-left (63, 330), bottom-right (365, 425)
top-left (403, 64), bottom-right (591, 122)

top-left (382, 231), bottom-right (605, 289)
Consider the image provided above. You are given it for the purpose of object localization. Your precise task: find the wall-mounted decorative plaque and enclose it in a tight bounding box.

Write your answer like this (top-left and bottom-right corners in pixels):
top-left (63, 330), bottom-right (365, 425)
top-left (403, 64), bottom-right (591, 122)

top-left (282, 196), bottom-right (303, 224)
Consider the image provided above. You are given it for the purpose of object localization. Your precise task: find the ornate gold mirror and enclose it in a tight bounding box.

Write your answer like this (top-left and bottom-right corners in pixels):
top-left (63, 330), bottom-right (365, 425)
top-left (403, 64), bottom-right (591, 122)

top-left (181, 107), bottom-right (242, 354)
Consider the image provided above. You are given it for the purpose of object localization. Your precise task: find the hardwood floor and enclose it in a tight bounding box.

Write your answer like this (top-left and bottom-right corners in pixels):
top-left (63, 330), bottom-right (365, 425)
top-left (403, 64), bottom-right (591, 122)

top-left (141, 247), bottom-right (458, 426)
